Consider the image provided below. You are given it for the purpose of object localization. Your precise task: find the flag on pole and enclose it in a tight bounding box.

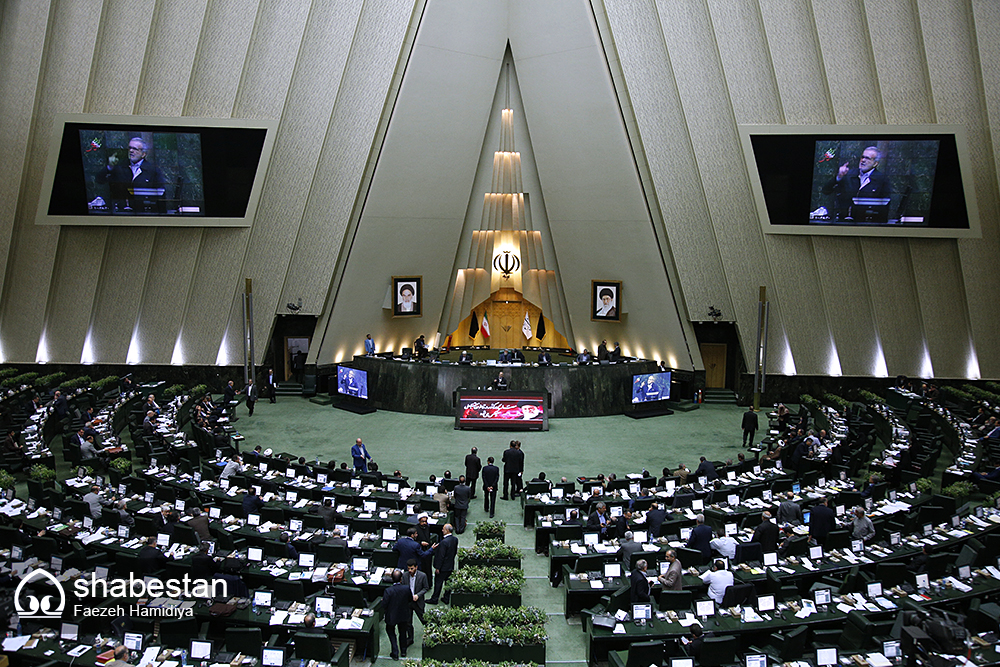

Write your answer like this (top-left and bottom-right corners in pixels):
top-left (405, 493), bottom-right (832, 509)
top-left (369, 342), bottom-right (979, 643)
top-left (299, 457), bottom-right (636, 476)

top-left (522, 312), bottom-right (532, 340)
top-left (536, 312), bottom-right (546, 340)
top-left (481, 311), bottom-right (491, 338)
top-left (469, 311), bottom-right (479, 338)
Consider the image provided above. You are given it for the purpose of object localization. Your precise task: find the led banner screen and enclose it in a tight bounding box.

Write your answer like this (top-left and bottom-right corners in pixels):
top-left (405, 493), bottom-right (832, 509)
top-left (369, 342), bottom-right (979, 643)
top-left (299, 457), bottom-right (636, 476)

top-left (455, 392), bottom-right (548, 431)
top-left (739, 125), bottom-right (980, 239)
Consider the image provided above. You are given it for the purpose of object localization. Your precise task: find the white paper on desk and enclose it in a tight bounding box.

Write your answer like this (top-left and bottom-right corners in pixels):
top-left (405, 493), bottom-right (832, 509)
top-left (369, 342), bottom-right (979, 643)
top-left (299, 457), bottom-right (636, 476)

top-left (270, 611), bottom-right (289, 625)
top-left (138, 646), bottom-right (162, 667)
top-left (612, 623), bottom-right (626, 634)
top-left (986, 566), bottom-right (1000, 580)
top-left (315, 617), bottom-right (331, 627)
top-left (312, 567), bottom-right (329, 583)
top-left (570, 545), bottom-right (587, 555)
top-left (352, 575), bottom-right (366, 585)
top-left (836, 603), bottom-right (855, 614)
top-left (336, 618), bottom-right (359, 630)
top-left (946, 577), bottom-right (973, 593)
top-left (866, 653), bottom-right (892, 667)
top-left (269, 568), bottom-right (288, 578)
top-left (593, 544), bottom-right (614, 554)
top-left (677, 614), bottom-right (700, 627)
top-left (743, 607), bottom-right (763, 622)
top-left (67, 645), bottom-right (92, 657)
top-left (589, 580), bottom-right (604, 589)
top-left (2, 636), bottom-right (30, 651)
top-left (800, 559), bottom-right (816, 571)
top-left (794, 607), bottom-right (813, 618)
top-left (287, 613), bottom-right (306, 625)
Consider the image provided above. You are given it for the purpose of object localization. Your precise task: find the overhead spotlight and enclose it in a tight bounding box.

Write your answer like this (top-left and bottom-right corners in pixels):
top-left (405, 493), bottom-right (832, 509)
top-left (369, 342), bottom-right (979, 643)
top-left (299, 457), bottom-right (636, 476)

top-left (287, 298), bottom-right (303, 313)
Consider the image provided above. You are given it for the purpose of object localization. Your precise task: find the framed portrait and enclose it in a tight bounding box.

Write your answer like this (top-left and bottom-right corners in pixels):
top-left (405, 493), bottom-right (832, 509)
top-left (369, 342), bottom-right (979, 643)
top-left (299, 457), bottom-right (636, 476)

top-left (592, 280), bottom-right (621, 322)
top-left (393, 276), bottom-right (421, 317)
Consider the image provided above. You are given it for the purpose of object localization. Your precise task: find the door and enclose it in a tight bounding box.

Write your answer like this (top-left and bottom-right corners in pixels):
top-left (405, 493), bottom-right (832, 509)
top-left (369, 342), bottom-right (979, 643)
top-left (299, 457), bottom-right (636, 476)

top-left (284, 337), bottom-right (310, 382)
top-left (700, 343), bottom-right (727, 388)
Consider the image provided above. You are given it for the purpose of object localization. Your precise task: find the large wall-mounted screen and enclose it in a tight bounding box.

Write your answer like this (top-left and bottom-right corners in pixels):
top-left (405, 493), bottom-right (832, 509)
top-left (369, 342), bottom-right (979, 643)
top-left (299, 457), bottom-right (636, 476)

top-left (739, 125), bottom-right (979, 238)
top-left (335, 366), bottom-right (368, 400)
top-left (631, 371), bottom-right (671, 404)
top-left (37, 114), bottom-right (277, 227)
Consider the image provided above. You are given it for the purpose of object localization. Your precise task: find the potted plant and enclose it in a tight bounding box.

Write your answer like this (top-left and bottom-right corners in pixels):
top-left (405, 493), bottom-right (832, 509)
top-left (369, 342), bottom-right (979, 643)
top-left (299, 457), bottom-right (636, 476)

top-left (446, 566), bottom-right (524, 608)
top-left (459, 539), bottom-right (523, 568)
top-left (914, 478), bottom-right (934, 495)
top-left (0, 470), bottom-right (16, 493)
top-left (92, 376), bottom-right (120, 395)
top-left (473, 519), bottom-right (506, 542)
top-left (422, 606), bottom-right (546, 664)
top-left (162, 384), bottom-right (186, 401)
top-left (942, 481), bottom-right (976, 503)
top-left (29, 464), bottom-right (58, 486)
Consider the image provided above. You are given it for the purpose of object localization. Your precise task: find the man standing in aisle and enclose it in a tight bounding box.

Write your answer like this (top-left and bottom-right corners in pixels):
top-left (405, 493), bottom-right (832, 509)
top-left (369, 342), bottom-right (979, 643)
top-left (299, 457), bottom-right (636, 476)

top-left (464, 447), bottom-right (482, 499)
top-left (452, 476), bottom-right (471, 534)
top-left (428, 523), bottom-right (458, 605)
top-left (382, 569), bottom-right (411, 660)
top-left (482, 456), bottom-right (500, 518)
top-left (266, 368), bottom-right (277, 403)
top-left (742, 406), bottom-right (758, 448)
top-left (244, 377), bottom-right (259, 417)
top-left (352, 438), bottom-right (372, 472)
top-left (502, 440), bottom-right (525, 500)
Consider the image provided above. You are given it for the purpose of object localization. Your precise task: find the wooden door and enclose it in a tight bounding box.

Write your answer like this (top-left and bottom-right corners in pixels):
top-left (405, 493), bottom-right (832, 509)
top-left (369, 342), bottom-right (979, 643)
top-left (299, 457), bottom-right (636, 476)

top-left (700, 343), bottom-right (727, 388)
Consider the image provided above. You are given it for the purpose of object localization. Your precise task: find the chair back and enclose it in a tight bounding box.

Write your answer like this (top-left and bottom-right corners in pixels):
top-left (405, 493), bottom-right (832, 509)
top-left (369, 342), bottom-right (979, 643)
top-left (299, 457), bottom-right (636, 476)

top-left (698, 635), bottom-right (738, 667)
top-left (225, 627), bottom-right (262, 654)
top-left (294, 633), bottom-right (333, 661)
top-left (657, 589), bottom-right (692, 611)
top-left (734, 541), bottom-right (763, 565)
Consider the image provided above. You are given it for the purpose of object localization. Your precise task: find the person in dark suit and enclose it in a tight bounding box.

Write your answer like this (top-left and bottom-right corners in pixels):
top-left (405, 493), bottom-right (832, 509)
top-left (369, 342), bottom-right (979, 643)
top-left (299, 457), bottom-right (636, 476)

top-left (511, 349), bottom-right (525, 363)
top-left (464, 447), bottom-right (482, 499)
top-left (646, 501), bottom-right (667, 538)
top-left (138, 536), bottom-right (171, 574)
top-left (187, 507), bottom-right (211, 542)
top-left (687, 514), bottom-right (713, 563)
top-left (821, 146), bottom-right (892, 221)
top-left (576, 349), bottom-right (592, 364)
top-left (777, 492), bottom-right (804, 525)
top-left (741, 407), bottom-right (758, 448)
top-left (458, 350), bottom-right (473, 364)
top-left (364, 334), bottom-right (376, 356)
top-left (223, 380), bottom-right (240, 418)
top-left (498, 349), bottom-right (511, 363)
top-left (244, 378), bottom-right (259, 417)
top-left (809, 497), bottom-right (837, 546)
top-left (537, 350), bottom-right (552, 365)
top-left (629, 559), bottom-right (651, 603)
top-left (482, 457), bottom-right (500, 518)
top-left (452, 476), bottom-right (471, 534)
top-left (751, 512), bottom-right (780, 552)
top-left (502, 440), bottom-right (524, 499)
top-left (95, 136), bottom-right (166, 213)
top-left (381, 569), bottom-right (411, 660)
top-left (428, 524), bottom-right (458, 605)
top-left (491, 371), bottom-right (509, 390)
top-left (587, 502), bottom-right (612, 539)
top-left (683, 625), bottom-right (704, 659)
top-left (266, 368), bottom-right (277, 403)
top-left (241, 488), bottom-right (264, 518)
top-left (191, 542), bottom-right (218, 581)
top-left (597, 340), bottom-right (609, 361)
top-left (318, 498), bottom-right (340, 530)
top-left (392, 527), bottom-right (433, 570)
top-left (403, 559), bottom-right (430, 631)
top-left (693, 456), bottom-right (719, 482)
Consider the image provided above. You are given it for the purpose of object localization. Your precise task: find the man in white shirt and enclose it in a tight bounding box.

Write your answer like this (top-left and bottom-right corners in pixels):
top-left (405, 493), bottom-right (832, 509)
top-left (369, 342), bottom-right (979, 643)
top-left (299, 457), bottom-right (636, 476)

top-left (700, 559), bottom-right (734, 605)
top-left (709, 528), bottom-right (738, 560)
top-left (220, 454), bottom-right (243, 480)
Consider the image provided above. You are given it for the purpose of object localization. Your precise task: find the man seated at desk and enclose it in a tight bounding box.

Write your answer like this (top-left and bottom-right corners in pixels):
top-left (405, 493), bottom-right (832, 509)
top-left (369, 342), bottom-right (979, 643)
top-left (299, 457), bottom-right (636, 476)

top-left (576, 349), bottom-right (592, 364)
top-left (511, 349), bottom-right (526, 363)
top-left (458, 350), bottom-right (473, 364)
top-left (537, 350), bottom-right (552, 365)
top-left (498, 349), bottom-right (512, 363)
top-left (413, 335), bottom-right (429, 360)
top-left (491, 371), bottom-right (509, 391)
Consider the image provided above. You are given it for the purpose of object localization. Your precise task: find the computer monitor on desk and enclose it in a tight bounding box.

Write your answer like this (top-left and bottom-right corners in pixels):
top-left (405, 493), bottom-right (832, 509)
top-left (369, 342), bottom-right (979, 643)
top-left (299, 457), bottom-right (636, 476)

top-left (603, 563), bottom-right (622, 579)
top-left (695, 599), bottom-right (715, 618)
top-left (816, 647), bottom-right (838, 667)
top-left (632, 603), bottom-right (652, 621)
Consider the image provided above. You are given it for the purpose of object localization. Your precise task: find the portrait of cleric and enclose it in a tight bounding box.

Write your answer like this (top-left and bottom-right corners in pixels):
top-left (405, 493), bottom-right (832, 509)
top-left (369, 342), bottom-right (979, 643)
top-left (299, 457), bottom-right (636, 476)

top-left (83, 130), bottom-right (204, 216)
top-left (810, 140), bottom-right (939, 225)
top-left (393, 277), bottom-right (422, 317)
top-left (592, 281), bottom-right (621, 321)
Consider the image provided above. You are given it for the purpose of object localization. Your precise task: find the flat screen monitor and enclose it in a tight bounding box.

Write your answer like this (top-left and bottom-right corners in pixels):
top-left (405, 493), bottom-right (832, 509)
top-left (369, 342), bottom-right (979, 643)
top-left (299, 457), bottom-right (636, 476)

top-left (814, 589), bottom-right (832, 605)
top-left (631, 371), bottom-right (672, 403)
top-left (551, 487), bottom-right (564, 498)
top-left (836, 505), bottom-right (845, 517)
top-left (792, 483), bottom-right (800, 494)
top-left (174, 499), bottom-right (185, 511)
top-left (816, 647), bottom-right (838, 667)
top-left (156, 534), bottom-right (170, 548)
top-left (38, 114), bottom-right (277, 227)
top-left (336, 366), bottom-right (369, 400)
top-left (695, 599), bottom-right (715, 617)
top-left (11, 545), bottom-right (23, 562)
top-left (315, 597), bottom-right (335, 614)
top-left (610, 505), bottom-right (623, 518)
top-left (118, 525), bottom-right (130, 539)
top-left (60, 622), bottom-right (79, 641)
top-left (285, 469), bottom-right (295, 479)
top-left (883, 640), bottom-right (901, 658)
top-left (756, 594), bottom-right (775, 612)
top-left (958, 565), bottom-right (971, 579)
top-left (633, 530), bottom-right (648, 543)
top-left (382, 528), bottom-right (398, 541)
top-left (803, 511), bottom-right (810, 524)
top-left (253, 591), bottom-right (272, 608)
top-left (95, 566), bottom-right (109, 580)
top-left (691, 499), bottom-right (704, 511)
top-left (852, 539), bottom-right (864, 553)
top-left (739, 125), bottom-right (980, 239)
top-left (670, 660), bottom-right (694, 667)
top-left (363, 500), bottom-right (377, 513)
top-left (298, 553), bottom-right (315, 568)
top-left (632, 603), bottom-right (652, 620)
top-left (352, 557), bottom-right (369, 573)
top-left (584, 532), bottom-right (599, 546)
top-left (261, 647), bottom-right (285, 667)
top-left (603, 563), bottom-right (622, 579)
top-left (455, 392), bottom-right (547, 428)
top-left (763, 552), bottom-right (778, 566)
top-left (247, 513), bottom-right (261, 526)
top-left (890, 532), bottom-right (900, 546)
top-left (317, 473), bottom-right (328, 484)
top-left (350, 478), bottom-right (362, 489)
top-left (386, 482), bottom-right (399, 493)
top-left (680, 527), bottom-right (692, 540)
top-left (867, 582), bottom-right (883, 598)
top-left (762, 490), bottom-right (772, 501)
top-left (335, 524), bottom-right (350, 538)
top-left (289, 518), bottom-right (303, 532)
top-left (727, 494), bottom-right (740, 507)
top-left (285, 491), bottom-right (297, 503)
top-left (209, 506), bottom-right (221, 519)
top-left (915, 573), bottom-right (929, 589)
top-left (745, 655), bottom-right (768, 667)
top-left (247, 547), bottom-right (263, 562)
top-left (124, 633), bottom-right (143, 651)
top-left (83, 516), bottom-right (93, 530)
top-left (190, 640), bottom-right (212, 660)
top-left (725, 523), bottom-right (738, 536)
top-left (809, 546), bottom-right (823, 560)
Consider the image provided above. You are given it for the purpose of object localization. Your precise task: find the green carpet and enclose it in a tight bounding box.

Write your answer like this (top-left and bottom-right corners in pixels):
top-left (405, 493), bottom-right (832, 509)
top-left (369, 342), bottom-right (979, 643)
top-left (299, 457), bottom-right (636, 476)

top-left (232, 398), bottom-right (750, 664)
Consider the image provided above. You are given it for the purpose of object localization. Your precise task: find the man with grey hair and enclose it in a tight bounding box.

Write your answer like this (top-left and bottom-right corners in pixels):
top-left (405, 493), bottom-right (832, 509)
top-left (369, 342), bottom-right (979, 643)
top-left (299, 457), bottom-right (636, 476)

top-left (822, 145), bottom-right (891, 220)
top-left (96, 135), bottom-right (165, 213)
top-left (630, 559), bottom-right (651, 603)
top-left (687, 512), bottom-right (713, 564)
top-left (658, 550), bottom-right (683, 591)
top-left (619, 530), bottom-right (644, 567)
